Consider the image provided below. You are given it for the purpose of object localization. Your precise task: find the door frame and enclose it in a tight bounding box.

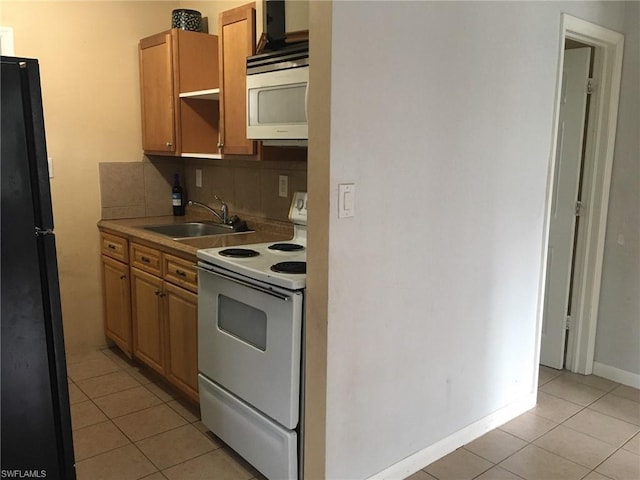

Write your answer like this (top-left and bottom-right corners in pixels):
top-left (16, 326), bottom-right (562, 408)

top-left (539, 14), bottom-right (624, 375)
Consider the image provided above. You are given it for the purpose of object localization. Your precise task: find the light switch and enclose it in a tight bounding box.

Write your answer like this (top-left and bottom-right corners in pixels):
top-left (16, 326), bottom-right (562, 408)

top-left (338, 183), bottom-right (355, 218)
top-left (195, 169), bottom-right (202, 187)
top-left (47, 157), bottom-right (53, 179)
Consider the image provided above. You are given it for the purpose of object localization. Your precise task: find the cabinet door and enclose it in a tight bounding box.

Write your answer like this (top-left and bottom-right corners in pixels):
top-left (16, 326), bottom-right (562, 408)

top-left (219, 3), bottom-right (256, 156)
top-left (139, 31), bottom-right (176, 154)
top-left (131, 267), bottom-right (165, 375)
top-left (164, 282), bottom-right (199, 402)
top-left (102, 255), bottom-right (132, 356)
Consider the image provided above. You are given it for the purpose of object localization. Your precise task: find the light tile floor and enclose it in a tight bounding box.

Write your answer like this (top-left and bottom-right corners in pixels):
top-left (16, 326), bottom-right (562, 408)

top-left (67, 348), bottom-right (640, 480)
top-left (412, 366), bottom-right (640, 480)
top-left (67, 347), bottom-right (264, 480)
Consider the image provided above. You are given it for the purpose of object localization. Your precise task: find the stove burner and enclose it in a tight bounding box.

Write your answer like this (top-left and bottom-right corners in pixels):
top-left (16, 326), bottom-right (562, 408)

top-left (219, 248), bottom-right (259, 258)
top-left (268, 243), bottom-right (304, 252)
top-left (270, 261), bottom-right (306, 274)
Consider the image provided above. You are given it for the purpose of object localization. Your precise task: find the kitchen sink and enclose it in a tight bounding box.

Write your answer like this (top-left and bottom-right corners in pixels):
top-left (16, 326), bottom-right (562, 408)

top-left (142, 222), bottom-right (252, 239)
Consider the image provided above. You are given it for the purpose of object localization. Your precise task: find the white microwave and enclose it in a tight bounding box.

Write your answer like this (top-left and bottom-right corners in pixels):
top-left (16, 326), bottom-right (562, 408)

top-left (246, 45), bottom-right (308, 146)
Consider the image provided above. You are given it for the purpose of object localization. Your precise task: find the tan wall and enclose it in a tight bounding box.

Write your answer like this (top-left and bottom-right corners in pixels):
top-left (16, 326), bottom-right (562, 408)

top-left (182, 0), bottom-right (308, 39)
top-left (303, 2), bottom-right (331, 477)
top-left (182, 1), bottom-right (254, 34)
top-left (1, 1), bottom-right (178, 354)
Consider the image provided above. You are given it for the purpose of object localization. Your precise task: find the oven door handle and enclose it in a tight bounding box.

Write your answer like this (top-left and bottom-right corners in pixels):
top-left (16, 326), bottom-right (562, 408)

top-left (196, 266), bottom-right (291, 301)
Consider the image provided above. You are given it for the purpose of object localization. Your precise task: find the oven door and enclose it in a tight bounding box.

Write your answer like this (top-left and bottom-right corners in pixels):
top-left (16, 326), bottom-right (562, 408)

top-left (197, 262), bottom-right (303, 429)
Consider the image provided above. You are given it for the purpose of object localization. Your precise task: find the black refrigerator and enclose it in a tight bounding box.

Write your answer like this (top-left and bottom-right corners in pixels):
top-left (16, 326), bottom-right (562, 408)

top-left (1, 56), bottom-right (76, 479)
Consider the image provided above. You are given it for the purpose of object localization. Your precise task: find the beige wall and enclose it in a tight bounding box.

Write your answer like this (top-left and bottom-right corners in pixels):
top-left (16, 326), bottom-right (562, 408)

top-left (184, 1), bottom-right (252, 34)
top-left (303, 2), bottom-right (331, 478)
top-left (184, 0), bottom-right (309, 38)
top-left (320, 2), bottom-right (635, 478)
top-left (2, 2), bottom-right (178, 354)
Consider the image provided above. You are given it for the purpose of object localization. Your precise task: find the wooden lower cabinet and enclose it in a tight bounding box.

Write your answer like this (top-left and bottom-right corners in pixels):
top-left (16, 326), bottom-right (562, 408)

top-left (101, 232), bottom-right (199, 402)
top-left (101, 255), bottom-right (132, 355)
top-left (131, 267), bottom-right (165, 376)
top-left (164, 282), bottom-right (199, 402)
top-left (128, 247), bottom-right (199, 401)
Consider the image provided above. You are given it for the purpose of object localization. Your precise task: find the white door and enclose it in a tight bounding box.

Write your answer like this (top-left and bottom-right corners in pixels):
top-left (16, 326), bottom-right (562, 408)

top-left (540, 47), bottom-right (591, 369)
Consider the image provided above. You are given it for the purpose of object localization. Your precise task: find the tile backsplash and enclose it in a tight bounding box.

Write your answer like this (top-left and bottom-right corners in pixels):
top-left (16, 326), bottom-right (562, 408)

top-left (98, 157), bottom-right (307, 223)
top-left (183, 157), bottom-right (307, 222)
top-left (98, 160), bottom-right (184, 220)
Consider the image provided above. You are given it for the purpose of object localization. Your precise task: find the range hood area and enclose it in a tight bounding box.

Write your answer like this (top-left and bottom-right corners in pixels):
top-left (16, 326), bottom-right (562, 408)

top-left (260, 0), bottom-right (309, 52)
top-left (264, 0), bottom-right (287, 51)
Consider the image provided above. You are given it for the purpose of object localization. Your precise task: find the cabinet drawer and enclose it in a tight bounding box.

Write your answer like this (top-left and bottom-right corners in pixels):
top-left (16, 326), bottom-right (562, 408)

top-left (130, 243), bottom-right (162, 276)
top-left (163, 254), bottom-right (197, 293)
top-left (101, 232), bottom-right (129, 262)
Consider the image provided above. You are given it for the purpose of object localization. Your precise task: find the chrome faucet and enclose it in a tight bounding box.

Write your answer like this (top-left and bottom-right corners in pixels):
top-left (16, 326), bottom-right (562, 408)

top-left (187, 195), bottom-right (229, 224)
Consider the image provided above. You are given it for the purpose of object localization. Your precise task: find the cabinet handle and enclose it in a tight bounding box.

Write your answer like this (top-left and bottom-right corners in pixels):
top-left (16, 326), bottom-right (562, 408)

top-left (175, 269), bottom-right (187, 277)
top-left (166, 142), bottom-right (173, 148)
top-left (155, 290), bottom-right (166, 297)
top-left (141, 256), bottom-right (151, 263)
top-left (119, 275), bottom-right (126, 280)
top-left (107, 244), bottom-right (116, 250)
top-left (217, 143), bottom-right (223, 149)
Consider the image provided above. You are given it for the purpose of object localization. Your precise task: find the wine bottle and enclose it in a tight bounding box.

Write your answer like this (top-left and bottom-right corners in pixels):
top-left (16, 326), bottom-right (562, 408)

top-left (172, 174), bottom-right (185, 216)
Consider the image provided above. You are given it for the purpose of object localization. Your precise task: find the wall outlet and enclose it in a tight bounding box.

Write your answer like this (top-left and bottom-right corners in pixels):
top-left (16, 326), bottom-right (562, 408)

top-left (195, 169), bottom-right (202, 188)
top-left (279, 175), bottom-right (288, 198)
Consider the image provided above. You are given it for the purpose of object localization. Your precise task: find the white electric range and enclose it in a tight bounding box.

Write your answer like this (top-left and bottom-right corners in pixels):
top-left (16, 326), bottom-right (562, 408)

top-left (196, 192), bottom-right (307, 480)
top-left (196, 191), bottom-right (307, 290)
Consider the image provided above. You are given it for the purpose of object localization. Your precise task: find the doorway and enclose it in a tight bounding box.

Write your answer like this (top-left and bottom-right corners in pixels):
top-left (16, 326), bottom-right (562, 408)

top-left (538, 14), bottom-right (624, 375)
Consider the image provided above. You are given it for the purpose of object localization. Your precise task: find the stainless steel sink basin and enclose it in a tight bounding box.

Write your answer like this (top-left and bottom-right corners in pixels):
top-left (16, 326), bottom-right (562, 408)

top-left (142, 222), bottom-right (251, 239)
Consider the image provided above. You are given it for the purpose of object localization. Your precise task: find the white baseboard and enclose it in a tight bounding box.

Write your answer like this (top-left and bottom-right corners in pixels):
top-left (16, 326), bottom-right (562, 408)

top-left (366, 393), bottom-right (537, 480)
top-left (593, 362), bottom-right (640, 388)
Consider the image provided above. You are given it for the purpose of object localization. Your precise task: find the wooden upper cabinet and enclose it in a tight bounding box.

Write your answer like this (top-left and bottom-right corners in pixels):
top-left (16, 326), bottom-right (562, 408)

top-left (139, 29), bottom-right (219, 157)
top-left (139, 32), bottom-right (175, 154)
top-left (219, 3), bottom-right (256, 156)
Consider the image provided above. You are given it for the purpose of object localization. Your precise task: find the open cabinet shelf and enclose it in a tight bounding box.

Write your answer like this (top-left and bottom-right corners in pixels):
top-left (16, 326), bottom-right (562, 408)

top-left (139, 29), bottom-right (220, 156)
top-left (179, 88), bottom-right (220, 101)
top-left (179, 95), bottom-right (220, 158)
top-left (180, 153), bottom-right (222, 159)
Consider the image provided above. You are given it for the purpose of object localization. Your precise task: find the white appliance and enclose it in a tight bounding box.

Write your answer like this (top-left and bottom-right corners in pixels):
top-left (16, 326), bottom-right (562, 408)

top-left (197, 192), bottom-right (307, 480)
top-left (246, 42), bottom-right (308, 145)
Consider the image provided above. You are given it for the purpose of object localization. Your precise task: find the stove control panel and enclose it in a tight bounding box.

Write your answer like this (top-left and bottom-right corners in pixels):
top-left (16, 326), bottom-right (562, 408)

top-left (289, 191), bottom-right (308, 225)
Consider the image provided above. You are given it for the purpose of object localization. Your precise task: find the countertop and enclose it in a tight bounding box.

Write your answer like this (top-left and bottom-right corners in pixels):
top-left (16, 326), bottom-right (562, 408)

top-left (98, 215), bottom-right (295, 258)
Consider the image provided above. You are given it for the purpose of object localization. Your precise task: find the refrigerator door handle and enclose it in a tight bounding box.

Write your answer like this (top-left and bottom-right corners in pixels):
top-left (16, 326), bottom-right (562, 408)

top-left (35, 227), bottom-right (54, 236)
